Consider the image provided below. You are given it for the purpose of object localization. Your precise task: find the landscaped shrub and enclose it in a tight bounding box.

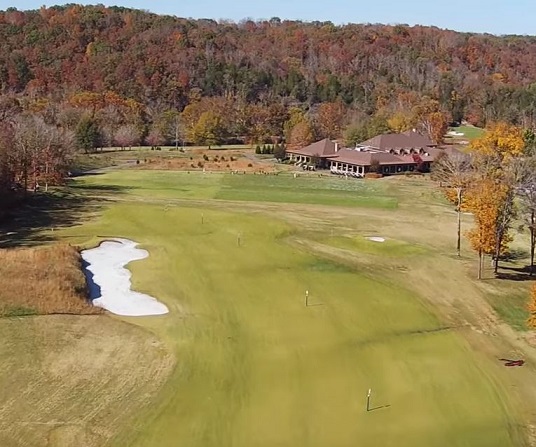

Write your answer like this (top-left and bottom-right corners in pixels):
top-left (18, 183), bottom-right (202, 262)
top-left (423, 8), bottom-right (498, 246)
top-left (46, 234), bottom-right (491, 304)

top-left (197, 161), bottom-right (204, 168)
top-left (203, 154), bottom-right (209, 161)
top-left (248, 163), bottom-right (253, 167)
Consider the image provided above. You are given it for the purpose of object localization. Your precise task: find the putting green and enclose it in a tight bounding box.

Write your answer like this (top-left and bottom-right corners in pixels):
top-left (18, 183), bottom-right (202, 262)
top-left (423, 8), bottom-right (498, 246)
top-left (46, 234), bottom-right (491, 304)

top-left (59, 197), bottom-right (521, 447)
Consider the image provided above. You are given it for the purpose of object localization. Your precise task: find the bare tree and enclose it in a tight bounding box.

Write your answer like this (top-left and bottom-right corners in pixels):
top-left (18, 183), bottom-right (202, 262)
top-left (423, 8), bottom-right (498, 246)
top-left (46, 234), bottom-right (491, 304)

top-left (432, 151), bottom-right (473, 256)
top-left (146, 127), bottom-right (165, 148)
top-left (491, 157), bottom-right (534, 273)
top-left (114, 125), bottom-right (140, 150)
top-left (517, 158), bottom-right (536, 275)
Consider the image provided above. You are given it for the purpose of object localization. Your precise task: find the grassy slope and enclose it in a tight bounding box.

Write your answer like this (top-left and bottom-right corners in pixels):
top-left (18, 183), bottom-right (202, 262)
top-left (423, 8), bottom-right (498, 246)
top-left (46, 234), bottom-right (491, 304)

top-left (56, 185), bottom-right (521, 447)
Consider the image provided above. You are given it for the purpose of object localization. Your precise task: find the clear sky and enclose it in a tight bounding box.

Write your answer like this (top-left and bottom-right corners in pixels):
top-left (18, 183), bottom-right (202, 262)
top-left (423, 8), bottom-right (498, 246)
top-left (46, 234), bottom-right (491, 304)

top-left (3, 0), bottom-right (535, 36)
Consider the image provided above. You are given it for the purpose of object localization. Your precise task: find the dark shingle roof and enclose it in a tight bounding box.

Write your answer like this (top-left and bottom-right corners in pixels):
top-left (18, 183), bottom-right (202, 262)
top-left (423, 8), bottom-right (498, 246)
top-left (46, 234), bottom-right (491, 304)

top-left (287, 138), bottom-right (338, 157)
top-left (360, 131), bottom-right (435, 151)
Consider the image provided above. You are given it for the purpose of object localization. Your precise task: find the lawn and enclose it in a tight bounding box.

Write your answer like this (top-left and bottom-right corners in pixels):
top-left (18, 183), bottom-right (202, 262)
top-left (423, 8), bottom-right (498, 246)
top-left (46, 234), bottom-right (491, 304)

top-left (70, 170), bottom-right (399, 208)
top-left (448, 126), bottom-right (486, 141)
top-left (53, 200), bottom-right (522, 447)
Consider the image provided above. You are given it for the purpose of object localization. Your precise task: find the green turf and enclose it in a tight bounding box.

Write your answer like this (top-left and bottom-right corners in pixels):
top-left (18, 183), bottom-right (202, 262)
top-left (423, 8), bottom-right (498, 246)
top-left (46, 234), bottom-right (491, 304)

top-left (448, 126), bottom-right (486, 141)
top-left (57, 199), bottom-right (521, 447)
top-left (70, 170), bottom-right (399, 208)
top-left (321, 235), bottom-right (428, 257)
top-left (486, 292), bottom-right (529, 331)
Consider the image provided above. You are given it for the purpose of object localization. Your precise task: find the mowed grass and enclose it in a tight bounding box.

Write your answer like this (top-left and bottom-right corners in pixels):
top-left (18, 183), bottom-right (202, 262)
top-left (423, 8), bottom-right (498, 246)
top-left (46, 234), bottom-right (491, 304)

top-left (57, 201), bottom-right (522, 447)
top-left (321, 235), bottom-right (428, 257)
top-left (449, 126), bottom-right (486, 141)
top-left (70, 170), bottom-right (399, 208)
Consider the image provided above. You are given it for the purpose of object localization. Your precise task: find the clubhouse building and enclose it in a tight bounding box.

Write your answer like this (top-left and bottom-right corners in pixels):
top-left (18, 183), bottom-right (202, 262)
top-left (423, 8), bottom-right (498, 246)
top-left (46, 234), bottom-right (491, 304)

top-left (287, 131), bottom-right (454, 177)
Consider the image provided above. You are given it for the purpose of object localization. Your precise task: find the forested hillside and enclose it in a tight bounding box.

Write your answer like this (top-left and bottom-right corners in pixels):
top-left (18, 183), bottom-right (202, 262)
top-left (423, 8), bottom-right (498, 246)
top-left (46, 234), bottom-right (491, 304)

top-left (1, 4), bottom-right (536, 127)
top-left (2, 4), bottom-right (536, 205)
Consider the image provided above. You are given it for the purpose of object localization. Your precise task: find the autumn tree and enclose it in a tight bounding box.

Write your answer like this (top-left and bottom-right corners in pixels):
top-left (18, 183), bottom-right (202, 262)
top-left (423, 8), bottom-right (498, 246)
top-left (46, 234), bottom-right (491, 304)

top-left (288, 120), bottom-right (315, 149)
top-left (190, 111), bottom-right (224, 147)
top-left (315, 102), bottom-right (346, 139)
top-left (527, 283), bottom-right (536, 329)
top-left (387, 111), bottom-right (413, 133)
top-left (467, 122), bottom-right (526, 275)
top-left (432, 152), bottom-right (473, 256)
top-left (518, 164), bottom-right (536, 275)
top-left (411, 98), bottom-right (449, 144)
top-left (465, 179), bottom-right (510, 279)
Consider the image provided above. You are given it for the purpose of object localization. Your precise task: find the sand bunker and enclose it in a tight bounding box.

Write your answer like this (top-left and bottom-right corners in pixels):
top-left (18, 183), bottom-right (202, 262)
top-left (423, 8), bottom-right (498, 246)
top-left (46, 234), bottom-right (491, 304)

top-left (367, 237), bottom-right (386, 243)
top-left (81, 238), bottom-right (169, 317)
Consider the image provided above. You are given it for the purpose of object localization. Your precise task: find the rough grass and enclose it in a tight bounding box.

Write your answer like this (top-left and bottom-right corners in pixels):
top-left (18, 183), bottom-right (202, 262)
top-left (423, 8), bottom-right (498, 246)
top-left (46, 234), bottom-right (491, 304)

top-left (0, 315), bottom-right (173, 447)
top-left (0, 244), bottom-right (100, 316)
top-left (56, 203), bottom-right (522, 447)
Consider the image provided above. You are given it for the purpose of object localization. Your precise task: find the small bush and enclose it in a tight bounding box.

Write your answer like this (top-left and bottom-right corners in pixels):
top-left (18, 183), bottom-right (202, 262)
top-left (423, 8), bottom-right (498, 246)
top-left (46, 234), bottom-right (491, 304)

top-left (230, 156), bottom-right (236, 162)
top-left (190, 156), bottom-right (193, 160)
top-left (197, 161), bottom-right (204, 168)
top-left (221, 156), bottom-right (226, 162)
top-left (364, 173), bottom-right (383, 179)
top-left (203, 154), bottom-right (209, 161)
top-left (248, 163), bottom-right (253, 167)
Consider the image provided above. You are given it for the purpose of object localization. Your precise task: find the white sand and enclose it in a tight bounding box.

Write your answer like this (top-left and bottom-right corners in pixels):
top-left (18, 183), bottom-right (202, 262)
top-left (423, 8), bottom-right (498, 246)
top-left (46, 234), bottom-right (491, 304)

top-left (367, 237), bottom-right (386, 243)
top-left (81, 238), bottom-right (169, 317)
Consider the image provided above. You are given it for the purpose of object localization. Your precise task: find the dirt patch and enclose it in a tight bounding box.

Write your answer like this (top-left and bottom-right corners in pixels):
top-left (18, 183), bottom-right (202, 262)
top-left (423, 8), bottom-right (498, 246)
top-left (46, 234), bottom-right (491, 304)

top-left (0, 315), bottom-right (174, 447)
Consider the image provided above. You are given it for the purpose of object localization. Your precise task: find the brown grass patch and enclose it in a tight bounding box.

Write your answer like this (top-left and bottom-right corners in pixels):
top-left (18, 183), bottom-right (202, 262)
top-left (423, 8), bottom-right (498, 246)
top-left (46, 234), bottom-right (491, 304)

top-left (0, 244), bottom-right (101, 316)
top-left (138, 148), bottom-right (279, 173)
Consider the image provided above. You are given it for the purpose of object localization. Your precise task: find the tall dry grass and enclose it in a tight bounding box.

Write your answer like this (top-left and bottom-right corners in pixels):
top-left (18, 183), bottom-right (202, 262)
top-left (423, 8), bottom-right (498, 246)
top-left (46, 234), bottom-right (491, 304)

top-left (0, 244), bottom-right (101, 316)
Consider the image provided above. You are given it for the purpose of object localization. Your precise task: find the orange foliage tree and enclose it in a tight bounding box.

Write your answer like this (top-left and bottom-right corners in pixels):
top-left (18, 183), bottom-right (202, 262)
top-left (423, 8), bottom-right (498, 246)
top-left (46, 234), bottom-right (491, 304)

top-left (527, 283), bottom-right (536, 329)
top-left (288, 120), bottom-right (315, 149)
top-left (465, 179), bottom-right (511, 279)
top-left (467, 122), bottom-right (526, 275)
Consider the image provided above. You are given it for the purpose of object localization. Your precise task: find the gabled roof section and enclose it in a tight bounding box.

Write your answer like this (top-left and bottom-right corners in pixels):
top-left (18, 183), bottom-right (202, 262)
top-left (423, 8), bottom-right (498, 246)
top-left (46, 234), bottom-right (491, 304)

top-left (287, 138), bottom-right (338, 157)
top-left (359, 131), bottom-right (435, 151)
top-left (328, 149), bottom-right (416, 166)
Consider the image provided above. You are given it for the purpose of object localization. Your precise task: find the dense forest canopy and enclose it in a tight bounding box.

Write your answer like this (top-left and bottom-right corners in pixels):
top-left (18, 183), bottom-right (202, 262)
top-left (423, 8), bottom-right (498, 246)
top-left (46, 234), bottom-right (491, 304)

top-left (0, 4), bottom-right (536, 129)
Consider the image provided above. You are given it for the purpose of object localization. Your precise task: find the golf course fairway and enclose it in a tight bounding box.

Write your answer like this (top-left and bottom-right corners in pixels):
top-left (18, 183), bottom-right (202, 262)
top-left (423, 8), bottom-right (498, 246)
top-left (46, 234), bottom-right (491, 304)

top-left (56, 176), bottom-right (522, 447)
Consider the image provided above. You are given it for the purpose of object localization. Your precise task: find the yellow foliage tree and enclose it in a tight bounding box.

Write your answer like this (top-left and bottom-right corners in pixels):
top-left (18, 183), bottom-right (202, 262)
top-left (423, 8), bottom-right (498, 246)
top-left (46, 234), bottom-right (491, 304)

top-left (527, 283), bottom-right (536, 329)
top-left (387, 112), bottom-right (413, 133)
top-left (465, 178), bottom-right (512, 279)
top-left (470, 122), bottom-right (524, 160)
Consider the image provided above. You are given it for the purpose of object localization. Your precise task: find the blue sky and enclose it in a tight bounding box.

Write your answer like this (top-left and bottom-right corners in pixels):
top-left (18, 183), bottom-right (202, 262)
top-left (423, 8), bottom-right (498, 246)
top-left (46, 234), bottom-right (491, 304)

top-left (3, 0), bottom-right (535, 35)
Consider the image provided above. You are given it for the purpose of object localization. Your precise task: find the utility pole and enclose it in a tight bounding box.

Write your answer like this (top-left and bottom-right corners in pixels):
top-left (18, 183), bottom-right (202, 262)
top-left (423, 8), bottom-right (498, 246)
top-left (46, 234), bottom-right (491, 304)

top-left (305, 290), bottom-right (309, 307)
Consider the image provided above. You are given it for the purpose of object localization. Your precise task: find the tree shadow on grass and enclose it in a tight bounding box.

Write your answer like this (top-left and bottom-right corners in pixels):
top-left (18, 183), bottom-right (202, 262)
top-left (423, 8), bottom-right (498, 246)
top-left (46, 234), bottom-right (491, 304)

top-left (0, 184), bottom-right (127, 248)
top-left (495, 265), bottom-right (536, 282)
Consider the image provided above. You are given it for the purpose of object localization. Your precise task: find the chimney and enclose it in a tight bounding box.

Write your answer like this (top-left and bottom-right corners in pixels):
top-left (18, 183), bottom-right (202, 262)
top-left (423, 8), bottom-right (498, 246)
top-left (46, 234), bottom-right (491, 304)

top-left (335, 142), bottom-right (339, 152)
